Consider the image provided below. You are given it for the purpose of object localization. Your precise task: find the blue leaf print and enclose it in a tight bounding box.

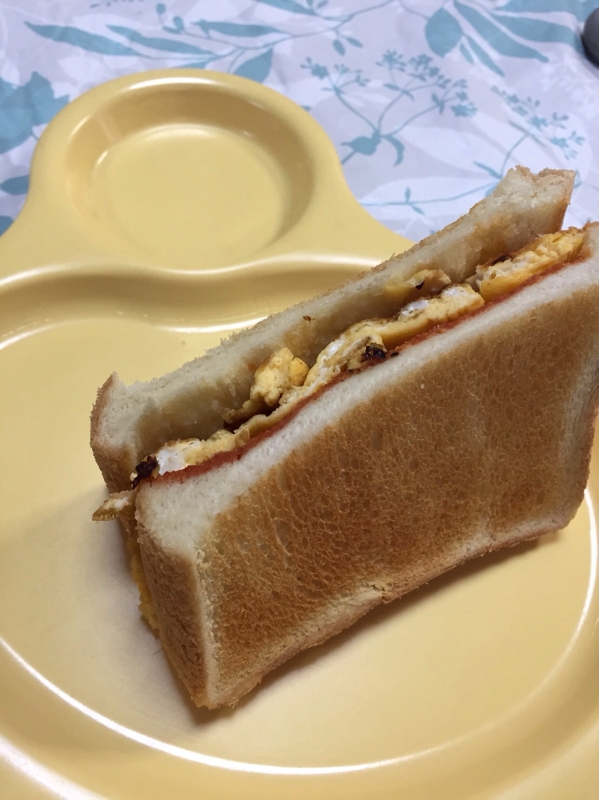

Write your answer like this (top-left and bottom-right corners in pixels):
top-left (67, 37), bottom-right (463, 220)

top-left (382, 134), bottom-right (404, 166)
top-left (173, 16), bottom-right (185, 32)
top-left (0, 73), bottom-right (68, 154)
top-left (333, 40), bottom-right (345, 55)
top-left (25, 72), bottom-right (69, 126)
top-left (491, 15), bottom-right (583, 53)
top-left (254, 0), bottom-right (315, 14)
top-left (156, 3), bottom-right (167, 14)
top-left (466, 35), bottom-right (505, 75)
top-left (26, 23), bottom-right (141, 56)
top-left (496, 0), bottom-right (594, 20)
top-left (0, 216), bottom-right (13, 235)
top-left (425, 8), bottom-right (463, 57)
top-left (0, 175), bottom-right (29, 194)
top-left (347, 37), bottom-right (363, 47)
top-left (342, 132), bottom-right (381, 156)
top-left (509, 120), bottom-right (537, 138)
top-left (402, 188), bottom-right (425, 214)
top-left (432, 92), bottom-right (446, 112)
top-left (460, 43), bottom-right (474, 63)
top-left (454, 2), bottom-right (548, 61)
top-left (452, 101), bottom-right (476, 117)
top-left (234, 49), bottom-right (273, 82)
top-left (107, 25), bottom-right (212, 54)
top-left (181, 61), bottom-right (212, 69)
top-left (474, 162), bottom-right (502, 179)
top-left (194, 21), bottom-right (282, 37)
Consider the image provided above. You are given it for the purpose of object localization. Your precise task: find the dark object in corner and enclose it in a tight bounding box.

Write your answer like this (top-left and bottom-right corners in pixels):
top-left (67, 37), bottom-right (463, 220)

top-left (583, 9), bottom-right (599, 67)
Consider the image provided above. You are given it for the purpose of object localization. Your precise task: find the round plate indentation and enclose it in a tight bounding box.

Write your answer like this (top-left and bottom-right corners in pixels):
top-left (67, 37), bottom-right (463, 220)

top-left (65, 79), bottom-right (315, 269)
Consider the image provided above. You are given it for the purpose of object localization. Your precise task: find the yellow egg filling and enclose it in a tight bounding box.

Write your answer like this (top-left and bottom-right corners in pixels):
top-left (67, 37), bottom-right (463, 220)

top-left (93, 226), bottom-right (585, 519)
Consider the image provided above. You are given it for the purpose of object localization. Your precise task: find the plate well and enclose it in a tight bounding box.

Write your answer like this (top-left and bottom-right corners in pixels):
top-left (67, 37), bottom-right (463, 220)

top-left (65, 78), bottom-right (316, 269)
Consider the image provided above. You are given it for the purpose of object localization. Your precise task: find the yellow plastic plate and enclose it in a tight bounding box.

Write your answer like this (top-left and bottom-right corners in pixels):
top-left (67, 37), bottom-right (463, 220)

top-left (0, 70), bottom-right (597, 799)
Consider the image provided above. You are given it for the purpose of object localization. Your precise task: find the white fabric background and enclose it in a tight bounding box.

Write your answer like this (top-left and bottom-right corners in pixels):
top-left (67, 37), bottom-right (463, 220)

top-left (0, 0), bottom-right (596, 241)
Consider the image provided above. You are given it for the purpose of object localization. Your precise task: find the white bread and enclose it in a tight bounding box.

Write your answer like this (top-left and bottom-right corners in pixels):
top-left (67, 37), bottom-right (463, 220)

top-left (92, 167), bottom-right (599, 709)
top-left (92, 166), bottom-right (574, 492)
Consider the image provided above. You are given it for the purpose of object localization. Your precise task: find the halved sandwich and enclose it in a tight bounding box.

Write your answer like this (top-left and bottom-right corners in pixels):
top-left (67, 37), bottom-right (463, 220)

top-left (91, 166), bottom-right (599, 709)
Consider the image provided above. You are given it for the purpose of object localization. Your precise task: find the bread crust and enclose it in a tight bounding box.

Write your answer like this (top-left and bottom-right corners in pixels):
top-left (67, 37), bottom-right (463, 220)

top-left (152, 250), bottom-right (587, 489)
top-left (135, 233), bottom-right (599, 707)
top-left (195, 525), bottom-right (559, 708)
top-left (90, 373), bottom-right (131, 494)
top-left (90, 167), bottom-right (575, 491)
top-left (134, 516), bottom-right (210, 706)
top-left (91, 167), bottom-right (598, 709)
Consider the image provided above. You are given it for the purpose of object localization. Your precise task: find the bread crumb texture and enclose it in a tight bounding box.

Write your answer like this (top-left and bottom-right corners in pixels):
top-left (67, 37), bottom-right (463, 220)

top-left (194, 278), bottom-right (599, 698)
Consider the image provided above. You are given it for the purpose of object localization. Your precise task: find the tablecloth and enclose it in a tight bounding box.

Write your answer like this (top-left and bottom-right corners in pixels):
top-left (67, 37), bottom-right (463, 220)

top-left (0, 0), bottom-right (597, 243)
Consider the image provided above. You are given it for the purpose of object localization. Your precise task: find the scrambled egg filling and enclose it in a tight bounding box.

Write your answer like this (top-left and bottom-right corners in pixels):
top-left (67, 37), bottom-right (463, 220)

top-left (474, 228), bottom-right (585, 301)
top-left (283, 283), bottom-right (483, 406)
top-left (94, 227), bottom-right (585, 519)
top-left (224, 347), bottom-right (309, 427)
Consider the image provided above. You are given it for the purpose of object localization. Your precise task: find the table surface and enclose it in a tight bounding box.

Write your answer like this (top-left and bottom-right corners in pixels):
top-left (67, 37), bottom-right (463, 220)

top-left (0, 0), bottom-right (597, 242)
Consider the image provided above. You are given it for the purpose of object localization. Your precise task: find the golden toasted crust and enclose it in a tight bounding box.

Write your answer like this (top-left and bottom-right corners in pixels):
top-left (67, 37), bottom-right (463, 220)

top-left (135, 238), bottom-right (599, 706)
top-left (199, 528), bottom-right (554, 707)
top-left (90, 167), bottom-right (576, 491)
top-left (134, 522), bottom-right (209, 706)
top-left (201, 290), bottom-right (598, 700)
top-left (90, 168), bottom-right (589, 709)
top-left (90, 374), bottom-right (127, 494)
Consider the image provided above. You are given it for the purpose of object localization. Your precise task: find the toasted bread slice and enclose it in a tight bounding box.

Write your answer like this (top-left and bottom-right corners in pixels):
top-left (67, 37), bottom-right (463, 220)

top-left (92, 167), bottom-right (596, 709)
top-left (133, 226), bottom-right (599, 706)
top-left (91, 167), bottom-right (574, 492)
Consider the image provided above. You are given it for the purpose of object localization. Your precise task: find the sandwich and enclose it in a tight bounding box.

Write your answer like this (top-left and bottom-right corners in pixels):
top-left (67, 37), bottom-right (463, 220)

top-left (91, 166), bottom-right (599, 709)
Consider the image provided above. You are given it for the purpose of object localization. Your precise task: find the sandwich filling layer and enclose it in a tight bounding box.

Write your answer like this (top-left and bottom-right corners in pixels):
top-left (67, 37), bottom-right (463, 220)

top-left (93, 227), bottom-right (584, 520)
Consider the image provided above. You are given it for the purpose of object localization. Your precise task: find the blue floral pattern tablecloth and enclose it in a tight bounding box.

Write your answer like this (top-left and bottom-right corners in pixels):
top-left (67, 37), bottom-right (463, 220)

top-left (0, 0), bottom-right (597, 242)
